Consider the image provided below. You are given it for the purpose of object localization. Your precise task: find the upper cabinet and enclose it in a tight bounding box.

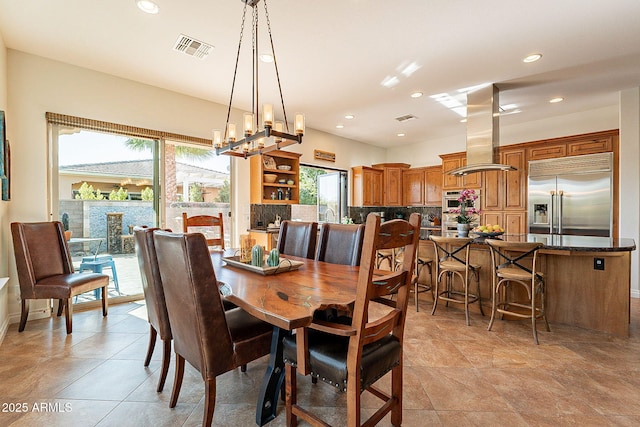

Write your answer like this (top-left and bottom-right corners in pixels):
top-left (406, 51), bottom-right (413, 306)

top-left (372, 163), bottom-right (410, 206)
top-left (482, 147), bottom-right (526, 211)
top-left (250, 151), bottom-right (301, 204)
top-left (527, 131), bottom-right (616, 161)
top-left (402, 168), bottom-right (425, 206)
top-left (425, 165), bottom-right (443, 206)
top-left (440, 153), bottom-right (481, 190)
top-left (351, 166), bottom-right (383, 206)
top-left (402, 165), bottom-right (443, 207)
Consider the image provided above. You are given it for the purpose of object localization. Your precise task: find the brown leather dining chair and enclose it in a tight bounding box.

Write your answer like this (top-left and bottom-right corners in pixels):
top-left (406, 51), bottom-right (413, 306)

top-left (133, 226), bottom-right (172, 392)
top-left (153, 230), bottom-right (273, 426)
top-left (315, 222), bottom-right (365, 266)
top-left (182, 212), bottom-right (225, 249)
top-left (283, 212), bottom-right (421, 427)
top-left (277, 220), bottom-right (318, 259)
top-left (11, 221), bottom-right (109, 334)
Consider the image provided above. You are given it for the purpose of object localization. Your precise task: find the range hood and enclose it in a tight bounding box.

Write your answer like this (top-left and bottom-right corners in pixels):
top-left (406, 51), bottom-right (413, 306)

top-left (448, 84), bottom-right (517, 176)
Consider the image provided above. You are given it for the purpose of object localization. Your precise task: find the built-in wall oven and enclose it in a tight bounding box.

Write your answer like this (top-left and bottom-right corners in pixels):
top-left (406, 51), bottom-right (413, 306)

top-left (441, 190), bottom-right (481, 233)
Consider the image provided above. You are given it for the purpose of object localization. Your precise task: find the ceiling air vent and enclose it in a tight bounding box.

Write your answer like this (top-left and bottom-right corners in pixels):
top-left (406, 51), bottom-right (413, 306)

top-left (173, 34), bottom-right (213, 59)
top-left (395, 114), bottom-right (418, 122)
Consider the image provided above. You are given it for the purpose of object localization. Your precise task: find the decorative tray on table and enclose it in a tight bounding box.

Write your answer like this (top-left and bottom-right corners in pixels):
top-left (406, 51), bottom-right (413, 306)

top-left (221, 256), bottom-right (304, 275)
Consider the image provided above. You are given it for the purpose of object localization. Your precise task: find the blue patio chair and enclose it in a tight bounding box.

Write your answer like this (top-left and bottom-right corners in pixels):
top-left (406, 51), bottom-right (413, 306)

top-left (79, 254), bottom-right (120, 298)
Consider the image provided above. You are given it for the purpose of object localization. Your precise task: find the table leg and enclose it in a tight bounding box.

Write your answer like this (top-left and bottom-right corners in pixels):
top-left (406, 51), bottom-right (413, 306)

top-left (255, 326), bottom-right (289, 426)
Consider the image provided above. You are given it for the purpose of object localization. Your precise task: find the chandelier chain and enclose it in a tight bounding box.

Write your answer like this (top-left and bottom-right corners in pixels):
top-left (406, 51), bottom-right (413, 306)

top-left (263, 0), bottom-right (289, 132)
top-left (224, 1), bottom-right (249, 141)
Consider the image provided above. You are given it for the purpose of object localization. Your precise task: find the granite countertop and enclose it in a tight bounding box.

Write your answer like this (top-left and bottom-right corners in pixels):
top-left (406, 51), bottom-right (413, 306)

top-left (423, 232), bottom-right (636, 252)
top-left (248, 227), bottom-right (281, 233)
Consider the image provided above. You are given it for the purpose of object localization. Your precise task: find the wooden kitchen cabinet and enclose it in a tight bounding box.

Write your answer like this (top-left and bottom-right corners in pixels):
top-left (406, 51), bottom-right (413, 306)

top-left (373, 163), bottom-right (410, 206)
top-left (425, 165), bottom-right (442, 206)
top-left (402, 168), bottom-right (426, 206)
top-left (567, 136), bottom-right (614, 156)
top-left (527, 143), bottom-right (567, 161)
top-left (482, 147), bottom-right (526, 210)
top-left (481, 211), bottom-right (526, 235)
top-left (250, 151), bottom-right (301, 204)
top-left (440, 153), bottom-right (481, 190)
top-left (351, 166), bottom-right (383, 206)
top-left (441, 156), bottom-right (461, 190)
top-left (526, 132), bottom-right (616, 161)
top-left (480, 146), bottom-right (526, 233)
top-left (402, 165), bottom-right (442, 207)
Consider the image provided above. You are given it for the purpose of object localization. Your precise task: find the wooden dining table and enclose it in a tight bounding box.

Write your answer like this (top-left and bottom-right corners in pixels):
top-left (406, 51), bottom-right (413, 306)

top-left (210, 250), bottom-right (360, 426)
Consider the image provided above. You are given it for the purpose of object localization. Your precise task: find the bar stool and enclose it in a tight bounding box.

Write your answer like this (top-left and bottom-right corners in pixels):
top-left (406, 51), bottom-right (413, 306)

top-left (376, 249), bottom-right (394, 270)
top-left (79, 255), bottom-right (120, 298)
top-left (394, 246), bottom-right (433, 311)
top-left (429, 235), bottom-right (483, 325)
top-left (485, 239), bottom-right (549, 344)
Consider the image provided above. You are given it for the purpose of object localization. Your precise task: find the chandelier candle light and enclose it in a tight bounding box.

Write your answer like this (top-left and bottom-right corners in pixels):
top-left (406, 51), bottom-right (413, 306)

top-left (214, 0), bottom-right (304, 158)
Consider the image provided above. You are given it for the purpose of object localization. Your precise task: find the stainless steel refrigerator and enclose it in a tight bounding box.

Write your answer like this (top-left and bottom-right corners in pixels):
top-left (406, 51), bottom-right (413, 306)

top-left (528, 152), bottom-right (613, 237)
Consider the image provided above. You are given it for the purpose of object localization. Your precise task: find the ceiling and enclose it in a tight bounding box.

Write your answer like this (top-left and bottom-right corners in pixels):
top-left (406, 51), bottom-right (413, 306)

top-left (1, 0), bottom-right (639, 148)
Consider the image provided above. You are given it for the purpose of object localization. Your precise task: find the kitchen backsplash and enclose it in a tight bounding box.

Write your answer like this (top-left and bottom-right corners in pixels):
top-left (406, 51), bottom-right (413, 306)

top-left (250, 204), bottom-right (291, 228)
top-left (250, 204), bottom-right (441, 229)
top-left (347, 206), bottom-right (441, 227)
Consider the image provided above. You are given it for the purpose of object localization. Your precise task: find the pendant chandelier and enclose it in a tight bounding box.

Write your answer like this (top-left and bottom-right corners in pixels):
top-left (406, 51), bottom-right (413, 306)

top-left (214, 0), bottom-right (304, 158)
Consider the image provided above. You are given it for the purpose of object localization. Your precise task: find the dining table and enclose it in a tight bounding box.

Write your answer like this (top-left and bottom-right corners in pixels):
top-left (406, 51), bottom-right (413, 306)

top-left (210, 249), bottom-right (360, 426)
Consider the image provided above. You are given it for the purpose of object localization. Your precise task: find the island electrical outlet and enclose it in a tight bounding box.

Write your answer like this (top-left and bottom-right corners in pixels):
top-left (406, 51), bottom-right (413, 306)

top-left (594, 257), bottom-right (605, 270)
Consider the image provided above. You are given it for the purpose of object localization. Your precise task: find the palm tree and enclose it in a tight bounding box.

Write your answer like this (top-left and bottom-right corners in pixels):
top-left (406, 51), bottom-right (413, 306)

top-left (125, 138), bottom-right (214, 202)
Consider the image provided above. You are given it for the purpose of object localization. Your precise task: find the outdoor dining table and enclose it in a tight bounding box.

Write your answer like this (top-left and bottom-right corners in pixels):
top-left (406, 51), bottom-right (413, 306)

top-left (210, 249), bottom-right (360, 426)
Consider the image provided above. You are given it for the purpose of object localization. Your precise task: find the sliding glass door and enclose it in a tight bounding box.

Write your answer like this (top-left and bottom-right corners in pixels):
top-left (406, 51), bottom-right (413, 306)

top-left (51, 126), bottom-right (158, 305)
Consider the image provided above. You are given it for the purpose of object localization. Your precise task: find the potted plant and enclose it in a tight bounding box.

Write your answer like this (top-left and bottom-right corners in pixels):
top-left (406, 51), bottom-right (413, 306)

top-left (451, 189), bottom-right (479, 237)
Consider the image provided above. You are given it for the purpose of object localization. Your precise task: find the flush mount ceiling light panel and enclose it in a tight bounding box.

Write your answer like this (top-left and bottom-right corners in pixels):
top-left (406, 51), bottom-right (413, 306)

top-left (214, 0), bottom-right (304, 158)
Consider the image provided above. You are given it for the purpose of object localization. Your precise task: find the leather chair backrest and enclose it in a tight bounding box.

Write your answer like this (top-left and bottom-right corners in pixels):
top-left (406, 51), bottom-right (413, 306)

top-left (11, 221), bottom-right (72, 299)
top-left (277, 220), bottom-right (318, 259)
top-left (133, 226), bottom-right (172, 341)
top-left (153, 230), bottom-right (235, 378)
top-left (315, 223), bottom-right (365, 266)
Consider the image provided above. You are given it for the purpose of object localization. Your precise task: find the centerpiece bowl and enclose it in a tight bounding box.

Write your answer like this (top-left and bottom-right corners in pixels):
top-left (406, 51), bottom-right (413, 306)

top-left (472, 231), bottom-right (504, 238)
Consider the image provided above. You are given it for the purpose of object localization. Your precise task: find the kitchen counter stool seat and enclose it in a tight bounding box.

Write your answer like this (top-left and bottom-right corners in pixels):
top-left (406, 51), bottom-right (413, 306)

top-left (485, 239), bottom-right (550, 344)
top-left (429, 236), bottom-right (483, 325)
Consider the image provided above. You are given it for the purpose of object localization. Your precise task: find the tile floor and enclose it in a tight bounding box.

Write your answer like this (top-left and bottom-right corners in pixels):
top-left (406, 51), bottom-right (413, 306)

top-left (1, 296), bottom-right (640, 426)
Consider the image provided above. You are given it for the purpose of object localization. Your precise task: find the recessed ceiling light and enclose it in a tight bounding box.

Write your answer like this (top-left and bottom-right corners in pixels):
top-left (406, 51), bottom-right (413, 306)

top-left (523, 53), bottom-right (542, 63)
top-left (136, 0), bottom-right (160, 14)
top-left (344, 114), bottom-right (355, 120)
top-left (336, 124), bottom-right (344, 129)
top-left (397, 133), bottom-right (405, 137)
top-left (549, 97), bottom-right (564, 103)
top-left (410, 91), bottom-right (423, 98)
top-left (259, 54), bottom-right (274, 63)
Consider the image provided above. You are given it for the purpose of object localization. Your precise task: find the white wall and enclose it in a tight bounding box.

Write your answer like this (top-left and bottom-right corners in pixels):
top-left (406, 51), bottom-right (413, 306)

top-left (4, 50), bottom-right (385, 324)
top-left (620, 88), bottom-right (640, 298)
top-left (0, 29), bottom-right (9, 342)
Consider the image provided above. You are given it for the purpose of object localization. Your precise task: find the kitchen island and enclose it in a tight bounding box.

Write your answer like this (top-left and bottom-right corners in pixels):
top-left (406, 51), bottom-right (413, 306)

top-left (419, 234), bottom-right (636, 336)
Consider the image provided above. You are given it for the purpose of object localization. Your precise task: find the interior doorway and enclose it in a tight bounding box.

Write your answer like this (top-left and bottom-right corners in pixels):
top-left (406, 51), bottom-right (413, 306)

top-left (292, 165), bottom-right (347, 224)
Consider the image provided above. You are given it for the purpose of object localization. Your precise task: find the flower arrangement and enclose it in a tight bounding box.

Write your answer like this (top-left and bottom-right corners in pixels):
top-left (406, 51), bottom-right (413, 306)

top-left (450, 189), bottom-right (479, 224)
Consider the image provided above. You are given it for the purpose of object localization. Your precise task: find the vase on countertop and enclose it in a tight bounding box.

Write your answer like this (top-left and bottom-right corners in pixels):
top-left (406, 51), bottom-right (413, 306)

top-left (457, 223), bottom-right (471, 238)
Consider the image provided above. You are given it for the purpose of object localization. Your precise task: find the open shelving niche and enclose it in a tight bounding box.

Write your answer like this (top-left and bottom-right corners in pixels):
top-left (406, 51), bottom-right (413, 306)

top-left (250, 151), bottom-right (302, 204)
